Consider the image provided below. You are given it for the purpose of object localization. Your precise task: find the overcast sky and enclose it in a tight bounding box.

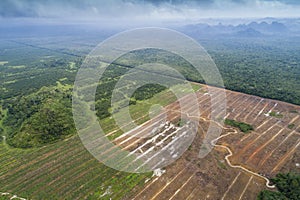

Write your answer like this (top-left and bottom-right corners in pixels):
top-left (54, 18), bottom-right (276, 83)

top-left (0, 0), bottom-right (300, 23)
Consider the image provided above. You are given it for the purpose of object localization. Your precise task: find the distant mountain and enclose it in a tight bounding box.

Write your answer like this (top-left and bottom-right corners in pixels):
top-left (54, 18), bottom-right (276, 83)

top-left (248, 21), bottom-right (288, 33)
top-left (180, 20), bottom-right (290, 38)
top-left (235, 28), bottom-right (263, 37)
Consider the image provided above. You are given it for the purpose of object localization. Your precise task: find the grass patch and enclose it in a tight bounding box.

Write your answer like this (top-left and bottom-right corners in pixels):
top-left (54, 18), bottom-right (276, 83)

top-left (0, 61), bottom-right (8, 66)
top-left (269, 111), bottom-right (283, 118)
top-left (191, 83), bottom-right (201, 92)
top-left (177, 118), bottom-right (187, 127)
top-left (217, 160), bottom-right (227, 170)
top-left (3, 80), bottom-right (16, 85)
top-left (69, 62), bottom-right (76, 69)
top-left (224, 118), bottom-right (254, 133)
top-left (288, 124), bottom-right (295, 129)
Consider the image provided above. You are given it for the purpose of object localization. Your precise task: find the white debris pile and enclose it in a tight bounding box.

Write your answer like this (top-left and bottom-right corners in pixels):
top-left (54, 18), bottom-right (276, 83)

top-left (100, 186), bottom-right (112, 198)
top-left (1, 192), bottom-right (26, 200)
top-left (144, 178), bottom-right (151, 183)
top-left (153, 168), bottom-right (166, 177)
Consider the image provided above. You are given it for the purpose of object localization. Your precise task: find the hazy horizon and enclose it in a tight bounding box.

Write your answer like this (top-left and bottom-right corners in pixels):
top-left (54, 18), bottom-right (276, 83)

top-left (1, 0), bottom-right (300, 27)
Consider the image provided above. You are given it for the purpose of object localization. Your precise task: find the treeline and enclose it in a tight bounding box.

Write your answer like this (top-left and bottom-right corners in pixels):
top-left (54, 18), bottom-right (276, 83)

top-left (116, 47), bottom-right (300, 106)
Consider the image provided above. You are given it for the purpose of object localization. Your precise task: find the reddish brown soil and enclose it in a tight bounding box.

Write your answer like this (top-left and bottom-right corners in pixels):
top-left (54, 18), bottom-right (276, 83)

top-left (121, 84), bottom-right (300, 200)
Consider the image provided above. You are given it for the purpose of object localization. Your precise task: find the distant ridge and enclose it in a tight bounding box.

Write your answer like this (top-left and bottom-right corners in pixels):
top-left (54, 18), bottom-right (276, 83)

top-left (235, 28), bottom-right (264, 37)
top-left (247, 21), bottom-right (288, 33)
top-left (181, 21), bottom-right (289, 37)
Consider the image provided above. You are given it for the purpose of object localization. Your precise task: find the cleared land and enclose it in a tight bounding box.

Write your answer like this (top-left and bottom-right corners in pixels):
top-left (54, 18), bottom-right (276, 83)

top-left (122, 84), bottom-right (300, 200)
top-left (0, 84), bottom-right (299, 199)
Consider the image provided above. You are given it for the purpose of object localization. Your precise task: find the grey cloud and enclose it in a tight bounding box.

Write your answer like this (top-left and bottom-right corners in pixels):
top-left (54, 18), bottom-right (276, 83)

top-left (265, 0), bottom-right (300, 4)
top-left (0, 0), bottom-right (38, 17)
top-left (142, 0), bottom-right (214, 6)
top-left (0, 0), bottom-right (299, 19)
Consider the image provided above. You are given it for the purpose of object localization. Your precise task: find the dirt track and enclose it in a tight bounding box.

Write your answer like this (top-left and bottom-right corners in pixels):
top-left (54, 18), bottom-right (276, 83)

top-left (119, 84), bottom-right (300, 200)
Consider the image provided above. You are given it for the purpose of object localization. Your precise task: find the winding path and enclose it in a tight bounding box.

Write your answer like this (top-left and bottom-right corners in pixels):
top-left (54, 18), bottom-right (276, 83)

top-left (206, 119), bottom-right (276, 189)
top-left (169, 109), bottom-right (276, 189)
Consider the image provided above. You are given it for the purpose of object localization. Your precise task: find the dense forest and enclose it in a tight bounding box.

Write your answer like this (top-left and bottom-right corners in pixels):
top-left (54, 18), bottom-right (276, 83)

top-left (203, 36), bottom-right (300, 105)
top-left (257, 172), bottom-right (300, 200)
top-left (0, 33), bottom-right (300, 148)
top-left (3, 85), bottom-right (75, 148)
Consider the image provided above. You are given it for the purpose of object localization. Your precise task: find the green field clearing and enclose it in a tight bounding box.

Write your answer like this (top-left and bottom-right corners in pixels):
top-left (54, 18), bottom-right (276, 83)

top-left (0, 61), bottom-right (8, 66)
top-left (8, 65), bottom-right (26, 69)
top-left (0, 82), bottom-right (200, 199)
